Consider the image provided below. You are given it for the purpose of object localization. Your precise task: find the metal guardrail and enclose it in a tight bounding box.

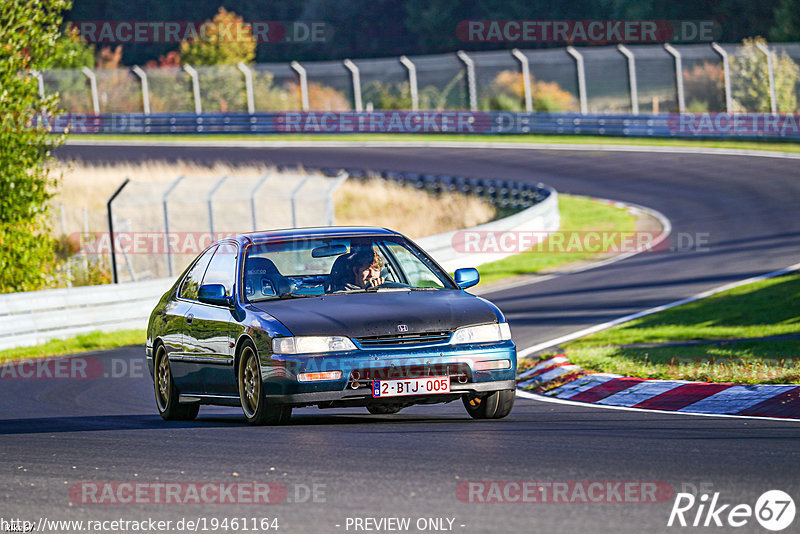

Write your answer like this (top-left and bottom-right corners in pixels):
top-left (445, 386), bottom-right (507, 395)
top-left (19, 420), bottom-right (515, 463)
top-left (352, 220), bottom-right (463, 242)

top-left (53, 111), bottom-right (800, 140)
top-left (0, 175), bottom-right (555, 350)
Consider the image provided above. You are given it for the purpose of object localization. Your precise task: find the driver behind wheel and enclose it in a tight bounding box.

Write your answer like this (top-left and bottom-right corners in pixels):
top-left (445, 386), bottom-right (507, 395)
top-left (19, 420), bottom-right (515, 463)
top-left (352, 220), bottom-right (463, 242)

top-left (347, 248), bottom-right (385, 289)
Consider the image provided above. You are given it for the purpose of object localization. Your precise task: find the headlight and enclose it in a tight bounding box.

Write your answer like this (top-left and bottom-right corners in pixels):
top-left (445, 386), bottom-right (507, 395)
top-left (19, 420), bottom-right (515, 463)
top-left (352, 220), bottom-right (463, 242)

top-left (272, 336), bottom-right (357, 355)
top-left (450, 323), bottom-right (511, 345)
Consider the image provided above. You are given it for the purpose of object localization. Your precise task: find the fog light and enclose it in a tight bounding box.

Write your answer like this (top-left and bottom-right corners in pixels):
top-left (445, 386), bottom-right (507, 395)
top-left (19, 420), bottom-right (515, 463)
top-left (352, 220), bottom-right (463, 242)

top-left (297, 371), bottom-right (343, 382)
top-left (474, 359), bottom-right (511, 371)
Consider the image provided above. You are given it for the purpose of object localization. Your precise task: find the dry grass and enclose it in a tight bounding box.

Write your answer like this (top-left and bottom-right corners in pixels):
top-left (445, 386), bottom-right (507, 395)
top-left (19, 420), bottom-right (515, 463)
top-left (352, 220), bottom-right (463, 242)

top-left (333, 178), bottom-right (495, 238)
top-left (49, 161), bottom-right (496, 239)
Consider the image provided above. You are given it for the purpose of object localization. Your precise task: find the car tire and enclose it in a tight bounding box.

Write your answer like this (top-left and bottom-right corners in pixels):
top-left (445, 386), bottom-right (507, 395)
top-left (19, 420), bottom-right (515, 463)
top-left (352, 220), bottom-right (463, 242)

top-left (238, 341), bottom-right (292, 426)
top-left (154, 343), bottom-right (199, 421)
top-left (366, 404), bottom-right (403, 415)
top-left (462, 389), bottom-right (515, 419)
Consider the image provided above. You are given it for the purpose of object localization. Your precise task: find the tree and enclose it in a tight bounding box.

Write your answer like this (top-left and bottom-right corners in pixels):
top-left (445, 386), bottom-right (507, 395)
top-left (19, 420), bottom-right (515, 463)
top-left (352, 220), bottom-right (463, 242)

top-left (731, 37), bottom-right (799, 112)
top-left (769, 0), bottom-right (800, 41)
top-left (180, 7), bottom-right (256, 66)
top-left (0, 0), bottom-right (77, 292)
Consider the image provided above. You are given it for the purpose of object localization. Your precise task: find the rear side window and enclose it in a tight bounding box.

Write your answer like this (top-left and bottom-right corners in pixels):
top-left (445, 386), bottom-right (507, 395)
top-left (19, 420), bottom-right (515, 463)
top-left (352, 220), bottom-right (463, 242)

top-left (179, 246), bottom-right (217, 300)
top-left (202, 243), bottom-right (238, 297)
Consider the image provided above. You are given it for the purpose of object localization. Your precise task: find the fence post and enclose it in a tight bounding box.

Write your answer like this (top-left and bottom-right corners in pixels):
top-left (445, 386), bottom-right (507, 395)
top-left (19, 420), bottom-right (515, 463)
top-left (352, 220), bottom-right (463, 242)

top-left (106, 178), bottom-right (130, 284)
top-left (131, 66), bottom-right (150, 115)
top-left (566, 46), bottom-right (588, 115)
top-left (663, 43), bottom-right (685, 113)
top-left (399, 55), bottom-right (419, 111)
top-left (81, 66), bottom-right (100, 114)
top-left (250, 174), bottom-right (271, 231)
top-left (207, 175), bottom-right (229, 235)
top-left (237, 62), bottom-right (255, 114)
top-left (711, 43), bottom-right (733, 113)
top-left (342, 59), bottom-right (363, 112)
top-left (326, 171), bottom-right (349, 225)
top-left (290, 61), bottom-right (310, 111)
top-left (617, 44), bottom-right (639, 115)
top-left (31, 70), bottom-right (45, 100)
top-left (755, 42), bottom-right (778, 113)
top-left (511, 49), bottom-right (533, 112)
top-left (289, 176), bottom-right (312, 228)
top-left (456, 50), bottom-right (477, 111)
top-left (182, 65), bottom-right (202, 114)
top-left (162, 176), bottom-right (185, 277)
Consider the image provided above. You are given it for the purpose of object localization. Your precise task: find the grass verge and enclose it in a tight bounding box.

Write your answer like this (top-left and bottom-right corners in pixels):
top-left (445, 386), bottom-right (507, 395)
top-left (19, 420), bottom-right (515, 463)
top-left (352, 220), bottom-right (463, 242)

top-left (540, 273), bottom-right (800, 384)
top-left (0, 330), bottom-right (145, 364)
top-left (477, 194), bottom-right (637, 285)
top-left (71, 133), bottom-right (800, 154)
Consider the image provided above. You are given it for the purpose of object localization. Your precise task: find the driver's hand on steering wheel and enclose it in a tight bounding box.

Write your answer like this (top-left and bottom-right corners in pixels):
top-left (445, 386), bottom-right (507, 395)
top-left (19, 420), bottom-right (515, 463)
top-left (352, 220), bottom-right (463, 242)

top-left (366, 276), bottom-right (385, 288)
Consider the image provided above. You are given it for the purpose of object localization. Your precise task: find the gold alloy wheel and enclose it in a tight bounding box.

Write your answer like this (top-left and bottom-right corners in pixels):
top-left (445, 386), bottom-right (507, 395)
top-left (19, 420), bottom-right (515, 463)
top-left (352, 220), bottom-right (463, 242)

top-left (240, 347), bottom-right (261, 417)
top-left (156, 347), bottom-right (170, 410)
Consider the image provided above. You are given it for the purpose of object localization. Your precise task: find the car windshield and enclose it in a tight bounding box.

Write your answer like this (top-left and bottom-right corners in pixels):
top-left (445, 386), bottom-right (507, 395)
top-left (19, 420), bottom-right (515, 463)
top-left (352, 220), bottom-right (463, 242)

top-left (243, 236), bottom-right (456, 301)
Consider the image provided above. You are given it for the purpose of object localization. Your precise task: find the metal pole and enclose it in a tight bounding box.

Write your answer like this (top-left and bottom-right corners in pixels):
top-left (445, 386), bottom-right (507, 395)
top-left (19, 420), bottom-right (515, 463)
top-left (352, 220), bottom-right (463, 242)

top-left (162, 176), bottom-right (185, 277)
top-left (250, 174), bottom-right (271, 231)
top-left (81, 66), bottom-right (100, 114)
top-left (456, 50), bottom-right (477, 111)
top-left (106, 177), bottom-right (130, 284)
top-left (343, 59), bottom-right (363, 112)
top-left (326, 171), bottom-right (349, 225)
top-left (566, 46), bottom-right (588, 115)
top-left (31, 70), bottom-right (45, 99)
top-left (82, 207), bottom-right (89, 273)
top-left (663, 43), bottom-right (685, 113)
top-left (60, 204), bottom-right (71, 287)
top-left (131, 65), bottom-right (150, 115)
top-left (511, 49), bottom-right (533, 112)
top-left (182, 65), bottom-right (202, 114)
top-left (289, 176), bottom-right (312, 228)
top-left (399, 56), bottom-right (419, 111)
top-left (207, 175), bottom-right (229, 235)
top-left (237, 62), bottom-right (255, 114)
top-left (755, 42), bottom-right (778, 113)
top-left (290, 61), bottom-right (309, 111)
top-left (617, 44), bottom-right (639, 115)
top-left (711, 43), bottom-right (733, 113)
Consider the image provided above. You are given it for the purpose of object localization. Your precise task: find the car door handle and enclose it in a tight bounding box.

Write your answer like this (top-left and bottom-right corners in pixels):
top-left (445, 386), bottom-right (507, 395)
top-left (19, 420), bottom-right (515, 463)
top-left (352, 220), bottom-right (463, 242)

top-left (186, 314), bottom-right (194, 325)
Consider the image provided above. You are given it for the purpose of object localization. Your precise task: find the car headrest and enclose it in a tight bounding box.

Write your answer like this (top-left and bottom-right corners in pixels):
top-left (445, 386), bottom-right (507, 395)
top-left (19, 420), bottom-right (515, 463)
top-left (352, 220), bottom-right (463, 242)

top-left (244, 257), bottom-right (294, 299)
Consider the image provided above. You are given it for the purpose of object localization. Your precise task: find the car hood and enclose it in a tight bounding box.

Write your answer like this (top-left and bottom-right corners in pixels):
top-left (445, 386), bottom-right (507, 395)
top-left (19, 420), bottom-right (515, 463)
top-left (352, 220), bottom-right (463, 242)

top-left (250, 289), bottom-right (501, 338)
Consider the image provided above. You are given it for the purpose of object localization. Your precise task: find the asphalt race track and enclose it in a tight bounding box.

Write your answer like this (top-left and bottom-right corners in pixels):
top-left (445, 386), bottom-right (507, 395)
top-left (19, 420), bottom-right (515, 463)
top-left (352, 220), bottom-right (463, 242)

top-left (2, 143), bottom-right (798, 533)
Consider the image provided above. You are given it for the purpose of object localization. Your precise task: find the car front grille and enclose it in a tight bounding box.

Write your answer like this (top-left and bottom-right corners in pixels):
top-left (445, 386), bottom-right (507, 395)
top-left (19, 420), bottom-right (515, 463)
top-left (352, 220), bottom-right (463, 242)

top-left (355, 330), bottom-right (451, 347)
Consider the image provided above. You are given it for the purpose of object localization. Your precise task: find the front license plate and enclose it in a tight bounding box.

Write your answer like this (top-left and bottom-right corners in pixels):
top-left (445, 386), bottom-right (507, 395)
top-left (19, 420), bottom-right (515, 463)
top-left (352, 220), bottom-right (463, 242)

top-left (372, 376), bottom-right (450, 398)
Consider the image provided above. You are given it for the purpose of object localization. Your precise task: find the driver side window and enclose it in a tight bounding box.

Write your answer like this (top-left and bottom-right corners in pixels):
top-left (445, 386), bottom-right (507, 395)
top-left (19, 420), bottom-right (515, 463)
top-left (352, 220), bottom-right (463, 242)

top-left (179, 246), bottom-right (217, 300)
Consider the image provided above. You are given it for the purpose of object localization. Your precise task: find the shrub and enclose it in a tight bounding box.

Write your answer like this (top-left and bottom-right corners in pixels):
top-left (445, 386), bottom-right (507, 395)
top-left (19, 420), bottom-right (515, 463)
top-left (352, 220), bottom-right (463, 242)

top-left (683, 62), bottom-right (725, 112)
top-left (730, 37), bottom-right (799, 112)
top-left (481, 70), bottom-right (576, 112)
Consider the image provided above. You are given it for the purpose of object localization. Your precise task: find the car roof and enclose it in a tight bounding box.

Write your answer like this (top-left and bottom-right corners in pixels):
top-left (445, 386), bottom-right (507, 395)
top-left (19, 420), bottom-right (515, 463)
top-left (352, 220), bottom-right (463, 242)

top-left (232, 226), bottom-right (401, 245)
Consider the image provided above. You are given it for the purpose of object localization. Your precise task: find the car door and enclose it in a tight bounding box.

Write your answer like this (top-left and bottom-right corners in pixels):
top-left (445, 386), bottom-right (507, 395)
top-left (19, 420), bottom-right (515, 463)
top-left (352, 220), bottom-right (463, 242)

top-left (170, 245), bottom-right (217, 394)
top-left (185, 241), bottom-right (239, 396)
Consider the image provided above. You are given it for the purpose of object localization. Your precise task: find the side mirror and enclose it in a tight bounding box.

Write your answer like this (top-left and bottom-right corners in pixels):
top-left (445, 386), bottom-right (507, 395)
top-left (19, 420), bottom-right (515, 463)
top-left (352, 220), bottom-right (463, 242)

top-left (198, 284), bottom-right (232, 307)
top-left (454, 268), bottom-right (480, 289)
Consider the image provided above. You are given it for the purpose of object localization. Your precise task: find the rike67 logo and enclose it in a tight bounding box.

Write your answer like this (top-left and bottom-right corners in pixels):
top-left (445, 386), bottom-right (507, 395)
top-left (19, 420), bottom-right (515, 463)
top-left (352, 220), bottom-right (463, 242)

top-left (668, 490), bottom-right (795, 531)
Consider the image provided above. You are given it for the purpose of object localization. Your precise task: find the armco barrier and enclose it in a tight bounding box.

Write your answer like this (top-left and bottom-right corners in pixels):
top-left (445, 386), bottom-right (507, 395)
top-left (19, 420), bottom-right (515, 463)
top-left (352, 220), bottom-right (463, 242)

top-left (0, 177), bottom-right (556, 350)
top-left (53, 111), bottom-right (800, 140)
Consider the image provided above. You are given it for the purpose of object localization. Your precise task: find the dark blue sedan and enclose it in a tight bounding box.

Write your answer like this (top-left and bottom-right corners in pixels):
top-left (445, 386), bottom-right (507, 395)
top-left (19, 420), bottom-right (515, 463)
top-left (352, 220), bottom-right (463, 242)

top-left (146, 227), bottom-right (516, 425)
